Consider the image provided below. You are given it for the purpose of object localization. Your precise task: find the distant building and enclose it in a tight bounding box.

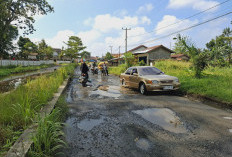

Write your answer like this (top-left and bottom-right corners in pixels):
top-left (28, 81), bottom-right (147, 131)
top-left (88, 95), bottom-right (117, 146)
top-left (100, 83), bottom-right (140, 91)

top-left (53, 48), bottom-right (62, 60)
top-left (171, 54), bottom-right (190, 61)
top-left (28, 53), bottom-right (38, 60)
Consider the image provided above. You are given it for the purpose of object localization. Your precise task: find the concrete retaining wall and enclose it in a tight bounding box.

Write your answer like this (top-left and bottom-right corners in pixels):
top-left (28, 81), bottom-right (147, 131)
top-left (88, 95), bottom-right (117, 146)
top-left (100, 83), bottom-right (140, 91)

top-left (0, 60), bottom-right (70, 66)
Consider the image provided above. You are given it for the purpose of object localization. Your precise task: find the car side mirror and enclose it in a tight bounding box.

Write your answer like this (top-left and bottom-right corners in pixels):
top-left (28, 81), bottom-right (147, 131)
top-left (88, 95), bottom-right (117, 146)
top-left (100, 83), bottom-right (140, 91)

top-left (133, 73), bottom-right (138, 76)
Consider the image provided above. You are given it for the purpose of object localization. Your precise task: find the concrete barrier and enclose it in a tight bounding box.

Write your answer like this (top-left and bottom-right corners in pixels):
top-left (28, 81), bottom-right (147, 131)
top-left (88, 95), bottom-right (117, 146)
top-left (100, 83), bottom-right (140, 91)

top-left (0, 60), bottom-right (70, 67)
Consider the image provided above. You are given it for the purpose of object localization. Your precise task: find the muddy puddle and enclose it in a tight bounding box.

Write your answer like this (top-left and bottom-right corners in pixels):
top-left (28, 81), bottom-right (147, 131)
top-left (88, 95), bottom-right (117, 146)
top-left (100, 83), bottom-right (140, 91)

top-left (91, 85), bottom-right (121, 99)
top-left (133, 108), bottom-right (187, 133)
top-left (135, 138), bottom-right (150, 151)
top-left (66, 116), bottom-right (105, 131)
top-left (0, 74), bottom-right (44, 93)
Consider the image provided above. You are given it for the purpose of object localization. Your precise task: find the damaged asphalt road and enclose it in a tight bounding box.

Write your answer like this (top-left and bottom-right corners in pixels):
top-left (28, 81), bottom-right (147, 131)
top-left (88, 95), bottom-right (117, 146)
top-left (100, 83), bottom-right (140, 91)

top-left (63, 69), bottom-right (232, 157)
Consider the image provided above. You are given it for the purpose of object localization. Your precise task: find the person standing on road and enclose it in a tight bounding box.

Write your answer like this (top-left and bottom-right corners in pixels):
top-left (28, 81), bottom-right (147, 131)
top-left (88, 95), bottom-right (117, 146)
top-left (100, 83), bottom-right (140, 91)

top-left (103, 62), bottom-right (109, 76)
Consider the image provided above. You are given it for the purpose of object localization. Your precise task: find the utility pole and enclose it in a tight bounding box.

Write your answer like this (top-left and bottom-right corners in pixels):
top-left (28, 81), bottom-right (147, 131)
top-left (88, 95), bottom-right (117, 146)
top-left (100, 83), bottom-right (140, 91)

top-left (122, 27), bottom-right (131, 53)
top-left (109, 46), bottom-right (113, 54)
top-left (118, 46), bottom-right (121, 58)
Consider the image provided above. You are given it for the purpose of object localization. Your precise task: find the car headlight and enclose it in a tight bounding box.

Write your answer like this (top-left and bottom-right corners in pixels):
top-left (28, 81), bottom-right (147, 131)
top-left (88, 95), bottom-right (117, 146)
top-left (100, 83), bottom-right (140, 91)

top-left (152, 80), bottom-right (159, 84)
top-left (174, 79), bottom-right (179, 83)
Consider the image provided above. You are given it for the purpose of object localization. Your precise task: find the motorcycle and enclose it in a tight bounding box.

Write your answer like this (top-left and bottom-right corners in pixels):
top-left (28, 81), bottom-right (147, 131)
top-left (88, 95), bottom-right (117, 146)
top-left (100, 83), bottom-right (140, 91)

top-left (91, 67), bottom-right (98, 75)
top-left (79, 73), bottom-right (88, 87)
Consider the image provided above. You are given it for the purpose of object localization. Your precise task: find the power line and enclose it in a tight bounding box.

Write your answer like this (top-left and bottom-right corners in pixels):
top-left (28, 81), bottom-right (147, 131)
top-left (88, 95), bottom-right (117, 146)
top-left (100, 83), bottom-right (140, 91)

top-left (128, 0), bottom-right (232, 38)
top-left (127, 11), bottom-right (232, 47)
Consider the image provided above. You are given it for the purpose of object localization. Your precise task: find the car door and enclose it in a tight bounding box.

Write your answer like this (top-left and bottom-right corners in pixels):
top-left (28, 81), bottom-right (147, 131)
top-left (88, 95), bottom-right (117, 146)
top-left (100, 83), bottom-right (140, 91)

top-left (129, 68), bottom-right (139, 88)
top-left (123, 68), bottom-right (132, 86)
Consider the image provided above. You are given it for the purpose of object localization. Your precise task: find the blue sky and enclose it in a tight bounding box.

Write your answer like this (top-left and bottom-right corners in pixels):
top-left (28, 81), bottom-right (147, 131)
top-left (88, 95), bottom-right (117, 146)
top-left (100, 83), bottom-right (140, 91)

top-left (27, 0), bottom-right (232, 57)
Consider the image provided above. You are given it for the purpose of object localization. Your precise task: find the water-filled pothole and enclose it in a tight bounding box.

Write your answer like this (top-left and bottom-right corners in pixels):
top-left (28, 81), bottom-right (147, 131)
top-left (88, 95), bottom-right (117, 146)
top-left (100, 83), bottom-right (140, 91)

top-left (135, 138), bottom-right (150, 151)
top-left (91, 85), bottom-right (121, 99)
top-left (77, 116), bottom-right (105, 131)
top-left (133, 108), bottom-right (187, 133)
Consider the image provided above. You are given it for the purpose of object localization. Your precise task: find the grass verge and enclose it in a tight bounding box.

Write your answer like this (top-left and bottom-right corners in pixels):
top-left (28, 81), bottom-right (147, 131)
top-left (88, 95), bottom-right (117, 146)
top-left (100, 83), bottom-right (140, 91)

top-left (155, 60), bottom-right (232, 105)
top-left (0, 64), bottom-right (75, 155)
top-left (27, 96), bottom-right (68, 157)
top-left (0, 64), bottom-right (54, 79)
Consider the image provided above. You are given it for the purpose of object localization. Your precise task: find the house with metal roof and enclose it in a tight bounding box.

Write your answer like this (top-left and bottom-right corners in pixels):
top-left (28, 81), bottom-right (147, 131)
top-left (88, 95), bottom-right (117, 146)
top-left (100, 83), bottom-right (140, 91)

top-left (131, 45), bottom-right (175, 65)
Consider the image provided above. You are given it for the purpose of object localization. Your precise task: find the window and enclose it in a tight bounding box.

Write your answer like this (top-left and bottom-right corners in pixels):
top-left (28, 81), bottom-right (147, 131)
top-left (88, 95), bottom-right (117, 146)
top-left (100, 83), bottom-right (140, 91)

top-left (139, 67), bottom-right (163, 75)
top-left (125, 68), bottom-right (132, 75)
top-left (132, 68), bottom-right (138, 75)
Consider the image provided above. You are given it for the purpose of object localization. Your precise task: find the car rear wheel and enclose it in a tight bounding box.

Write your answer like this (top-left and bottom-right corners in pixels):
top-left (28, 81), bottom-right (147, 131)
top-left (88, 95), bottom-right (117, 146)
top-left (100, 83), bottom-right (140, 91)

top-left (139, 83), bottom-right (147, 95)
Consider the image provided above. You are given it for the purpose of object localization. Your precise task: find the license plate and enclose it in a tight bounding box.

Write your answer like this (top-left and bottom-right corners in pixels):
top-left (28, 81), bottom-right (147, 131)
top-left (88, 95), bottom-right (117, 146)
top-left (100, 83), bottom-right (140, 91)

top-left (163, 86), bottom-right (173, 90)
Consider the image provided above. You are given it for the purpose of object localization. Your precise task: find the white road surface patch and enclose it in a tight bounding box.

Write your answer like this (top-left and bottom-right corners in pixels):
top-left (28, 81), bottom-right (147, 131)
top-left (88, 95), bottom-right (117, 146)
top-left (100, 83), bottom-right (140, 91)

top-left (223, 117), bottom-right (232, 120)
top-left (229, 129), bottom-right (232, 133)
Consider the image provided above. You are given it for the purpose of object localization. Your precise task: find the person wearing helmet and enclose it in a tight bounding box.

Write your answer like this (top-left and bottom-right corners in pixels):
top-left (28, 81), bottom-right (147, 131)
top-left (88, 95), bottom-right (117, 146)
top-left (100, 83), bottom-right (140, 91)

top-left (80, 59), bottom-right (89, 87)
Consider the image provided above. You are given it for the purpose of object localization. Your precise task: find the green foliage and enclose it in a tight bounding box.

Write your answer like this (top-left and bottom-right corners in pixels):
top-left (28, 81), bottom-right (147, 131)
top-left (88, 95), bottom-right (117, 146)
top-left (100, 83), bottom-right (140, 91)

top-left (105, 52), bottom-right (113, 61)
top-left (178, 34), bottom-right (208, 78)
top-left (0, 64), bottom-right (75, 152)
top-left (138, 60), bottom-right (146, 66)
top-left (0, 64), bottom-right (53, 79)
top-left (80, 51), bottom-right (91, 59)
top-left (17, 36), bottom-right (32, 59)
top-left (155, 60), bottom-right (232, 104)
top-left (62, 36), bottom-right (86, 59)
top-left (28, 109), bottom-right (67, 157)
top-left (108, 64), bottom-right (127, 75)
top-left (23, 41), bottom-right (38, 58)
top-left (123, 52), bottom-right (135, 68)
top-left (0, 0), bottom-right (53, 58)
top-left (173, 34), bottom-right (190, 55)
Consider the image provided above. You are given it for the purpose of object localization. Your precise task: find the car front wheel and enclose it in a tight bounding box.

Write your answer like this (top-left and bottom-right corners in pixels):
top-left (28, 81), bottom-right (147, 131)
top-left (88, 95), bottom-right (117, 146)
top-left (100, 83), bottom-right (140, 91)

top-left (139, 83), bottom-right (147, 95)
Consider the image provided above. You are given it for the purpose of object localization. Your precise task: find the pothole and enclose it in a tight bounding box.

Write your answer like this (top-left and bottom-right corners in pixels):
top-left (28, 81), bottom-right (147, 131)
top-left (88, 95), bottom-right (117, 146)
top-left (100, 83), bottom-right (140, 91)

top-left (133, 108), bottom-right (187, 133)
top-left (135, 138), bottom-right (150, 151)
top-left (91, 85), bottom-right (121, 99)
top-left (77, 116), bottom-right (105, 131)
top-left (229, 129), bottom-right (232, 133)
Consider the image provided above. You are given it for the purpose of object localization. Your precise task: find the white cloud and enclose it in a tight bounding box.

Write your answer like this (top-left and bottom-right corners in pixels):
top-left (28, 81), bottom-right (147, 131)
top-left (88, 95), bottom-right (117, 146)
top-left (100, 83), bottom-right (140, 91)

top-left (78, 30), bottom-right (101, 45)
top-left (93, 14), bottom-right (139, 33)
top-left (167, 0), bottom-right (219, 11)
top-left (155, 15), bottom-right (198, 35)
top-left (83, 18), bottom-right (94, 26)
top-left (44, 30), bottom-right (75, 48)
top-left (141, 16), bottom-right (151, 25)
top-left (137, 3), bottom-right (154, 14)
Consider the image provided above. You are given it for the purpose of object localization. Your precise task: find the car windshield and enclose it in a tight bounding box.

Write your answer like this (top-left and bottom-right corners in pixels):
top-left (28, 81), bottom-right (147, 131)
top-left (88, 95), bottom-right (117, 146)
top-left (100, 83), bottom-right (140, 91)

top-left (139, 67), bottom-right (163, 75)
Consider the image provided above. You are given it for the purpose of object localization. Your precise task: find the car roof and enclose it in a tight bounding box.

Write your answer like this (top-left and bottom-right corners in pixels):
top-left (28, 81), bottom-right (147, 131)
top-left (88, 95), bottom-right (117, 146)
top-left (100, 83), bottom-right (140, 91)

top-left (129, 66), bottom-right (155, 69)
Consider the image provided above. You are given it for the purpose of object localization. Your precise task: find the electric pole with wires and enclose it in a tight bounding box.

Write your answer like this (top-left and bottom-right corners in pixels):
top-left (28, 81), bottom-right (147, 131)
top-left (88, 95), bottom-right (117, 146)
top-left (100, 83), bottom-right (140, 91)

top-left (122, 27), bottom-right (131, 53)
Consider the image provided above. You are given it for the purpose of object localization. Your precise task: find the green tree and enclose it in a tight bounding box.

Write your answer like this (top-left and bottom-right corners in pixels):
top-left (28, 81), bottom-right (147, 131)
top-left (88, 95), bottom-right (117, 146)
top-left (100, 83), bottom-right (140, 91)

top-left (173, 34), bottom-right (190, 55)
top-left (80, 51), bottom-right (91, 59)
top-left (0, 25), bottom-right (18, 59)
top-left (104, 52), bottom-right (113, 60)
top-left (17, 36), bottom-right (31, 59)
top-left (0, 0), bottom-right (53, 58)
top-left (123, 52), bottom-right (135, 68)
top-left (180, 36), bottom-right (208, 78)
top-left (38, 39), bottom-right (48, 59)
top-left (23, 42), bottom-right (38, 59)
top-left (64, 36), bottom-right (86, 59)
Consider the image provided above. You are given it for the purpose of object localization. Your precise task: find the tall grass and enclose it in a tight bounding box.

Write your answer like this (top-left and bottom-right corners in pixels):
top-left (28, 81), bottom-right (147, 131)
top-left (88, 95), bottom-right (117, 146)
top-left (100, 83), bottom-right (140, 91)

top-left (0, 64), bottom-right (75, 154)
top-left (155, 60), bottom-right (232, 104)
top-left (27, 109), bottom-right (67, 157)
top-left (109, 64), bottom-right (127, 75)
top-left (0, 64), bottom-right (54, 78)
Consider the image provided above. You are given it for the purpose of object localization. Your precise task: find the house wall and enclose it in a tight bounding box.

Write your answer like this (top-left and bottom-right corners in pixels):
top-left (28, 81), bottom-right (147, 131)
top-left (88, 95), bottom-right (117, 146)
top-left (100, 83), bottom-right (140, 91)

top-left (148, 47), bottom-right (171, 60)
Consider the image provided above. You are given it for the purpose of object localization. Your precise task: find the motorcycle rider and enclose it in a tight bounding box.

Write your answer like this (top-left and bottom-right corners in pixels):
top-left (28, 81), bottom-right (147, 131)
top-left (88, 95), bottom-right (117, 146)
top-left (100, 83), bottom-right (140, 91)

top-left (80, 59), bottom-right (89, 87)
